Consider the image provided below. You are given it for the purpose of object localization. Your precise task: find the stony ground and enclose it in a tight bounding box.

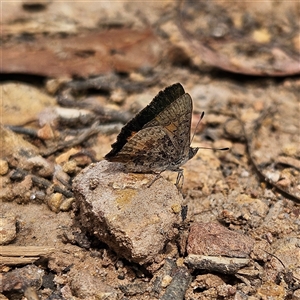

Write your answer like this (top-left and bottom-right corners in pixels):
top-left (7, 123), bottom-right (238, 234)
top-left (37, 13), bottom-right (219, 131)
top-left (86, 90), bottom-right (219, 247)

top-left (1, 1), bottom-right (300, 300)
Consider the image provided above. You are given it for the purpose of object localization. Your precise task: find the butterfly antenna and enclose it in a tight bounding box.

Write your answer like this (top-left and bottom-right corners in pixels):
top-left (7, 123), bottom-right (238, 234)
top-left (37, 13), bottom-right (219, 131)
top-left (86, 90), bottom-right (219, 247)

top-left (198, 146), bottom-right (229, 151)
top-left (190, 111), bottom-right (205, 144)
top-left (191, 112), bottom-right (229, 151)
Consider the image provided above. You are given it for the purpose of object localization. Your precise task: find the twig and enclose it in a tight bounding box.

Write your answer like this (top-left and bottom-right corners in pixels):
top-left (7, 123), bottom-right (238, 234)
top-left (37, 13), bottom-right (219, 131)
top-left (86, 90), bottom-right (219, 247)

top-left (31, 174), bottom-right (73, 198)
top-left (160, 267), bottom-right (191, 300)
top-left (6, 126), bottom-right (38, 137)
top-left (57, 94), bottom-right (132, 124)
top-left (64, 73), bottom-right (157, 93)
top-left (41, 121), bottom-right (101, 156)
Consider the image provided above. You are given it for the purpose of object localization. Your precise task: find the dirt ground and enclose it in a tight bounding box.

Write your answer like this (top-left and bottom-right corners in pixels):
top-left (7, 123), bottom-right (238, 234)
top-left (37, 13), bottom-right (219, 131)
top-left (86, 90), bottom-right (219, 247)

top-left (1, 1), bottom-right (300, 300)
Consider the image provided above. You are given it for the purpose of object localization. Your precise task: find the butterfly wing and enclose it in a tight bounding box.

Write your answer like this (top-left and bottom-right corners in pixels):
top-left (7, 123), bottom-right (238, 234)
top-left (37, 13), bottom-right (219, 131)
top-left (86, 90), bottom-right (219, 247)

top-left (105, 83), bottom-right (185, 160)
top-left (105, 83), bottom-right (194, 172)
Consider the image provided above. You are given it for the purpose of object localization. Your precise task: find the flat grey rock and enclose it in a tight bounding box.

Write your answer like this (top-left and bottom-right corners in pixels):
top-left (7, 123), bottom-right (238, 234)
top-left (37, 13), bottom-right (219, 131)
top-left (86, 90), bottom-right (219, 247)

top-left (73, 160), bottom-right (184, 264)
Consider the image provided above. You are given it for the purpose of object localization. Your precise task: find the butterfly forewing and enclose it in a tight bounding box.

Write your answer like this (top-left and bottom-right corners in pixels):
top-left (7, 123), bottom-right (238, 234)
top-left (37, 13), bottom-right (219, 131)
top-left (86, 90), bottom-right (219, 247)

top-left (105, 83), bottom-right (185, 159)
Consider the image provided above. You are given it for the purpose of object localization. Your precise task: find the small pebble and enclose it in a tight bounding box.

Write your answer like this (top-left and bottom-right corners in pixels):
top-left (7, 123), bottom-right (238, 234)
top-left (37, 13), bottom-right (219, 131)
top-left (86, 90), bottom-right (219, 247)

top-left (115, 260), bottom-right (124, 269)
top-left (37, 123), bottom-right (55, 140)
top-left (192, 274), bottom-right (224, 289)
top-left (48, 193), bottom-right (63, 213)
top-left (0, 159), bottom-right (9, 175)
top-left (45, 78), bottom-right (69, 95)
top-left (56, 148), bottom-right (79, 165)
top-left (282, 143), bottom-right (298, 156)
top-left (117, 272), bottom-right (125, 280)
top-left (25, 156), bottom-right (55, 178)
top-left (252, 28), bottom-right (271, 44)
top-left (293, 289), bottom-right (300, 300)
top-left (60, 197), bottom-right (75, 211)
top-left (276, 177), bottom-right (291, 189)
top-left (161, 275), bottom-right (172, 288)
top-left (110, 88), bottom-right (126, 104)
top-left (171, 204), bottom-right (181, 214)
top-left (241, 170), bottom-right (249, 178)
top-left (0, 213), bottom-right (17, 245)
top-left (257, 281), bottom-right (285, 298)
top-left (1, 265), bottom-right (44, 293)
top-left (63, 160), bottom-right (78, 174)
top-left (265, 171), bottom-right (280, 183)
top-left (30, 191), bottom-right (46, 202)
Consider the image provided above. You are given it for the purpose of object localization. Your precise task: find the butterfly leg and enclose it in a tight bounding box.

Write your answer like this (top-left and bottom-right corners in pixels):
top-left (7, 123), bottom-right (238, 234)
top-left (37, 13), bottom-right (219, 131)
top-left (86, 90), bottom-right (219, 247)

top-left (147, 169), bottom-right (184, 189)
top-left (147, 171), bottom-right (164, 188)
top-left (175, 169), bottom-right (184, 190)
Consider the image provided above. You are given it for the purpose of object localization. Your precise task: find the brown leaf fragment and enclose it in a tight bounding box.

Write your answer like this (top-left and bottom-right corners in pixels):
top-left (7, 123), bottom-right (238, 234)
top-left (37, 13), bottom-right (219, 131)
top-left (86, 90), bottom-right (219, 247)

top-left (2, 29), bottom-right (162, 77)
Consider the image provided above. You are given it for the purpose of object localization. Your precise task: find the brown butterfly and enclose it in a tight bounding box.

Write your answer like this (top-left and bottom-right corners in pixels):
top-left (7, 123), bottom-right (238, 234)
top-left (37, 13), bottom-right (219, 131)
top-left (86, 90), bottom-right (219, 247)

top-left (105, 83), bottom-right (227, 186)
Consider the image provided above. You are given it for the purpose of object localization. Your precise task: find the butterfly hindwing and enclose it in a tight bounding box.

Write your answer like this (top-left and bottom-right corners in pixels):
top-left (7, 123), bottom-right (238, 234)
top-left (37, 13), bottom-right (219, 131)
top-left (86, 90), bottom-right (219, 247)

top-left (108, 126), bottom-right (180, 172)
